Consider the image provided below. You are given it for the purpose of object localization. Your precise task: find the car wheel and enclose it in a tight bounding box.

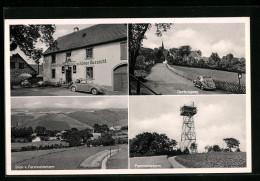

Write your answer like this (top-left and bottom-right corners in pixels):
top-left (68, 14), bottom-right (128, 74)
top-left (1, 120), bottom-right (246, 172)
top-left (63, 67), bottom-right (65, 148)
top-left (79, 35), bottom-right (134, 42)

top-left (91, 88), bottom-right (99, 95)
top-left (71, 86), bottom-right (76, 92)
top-left (201, 85), bottom-right (204, 90)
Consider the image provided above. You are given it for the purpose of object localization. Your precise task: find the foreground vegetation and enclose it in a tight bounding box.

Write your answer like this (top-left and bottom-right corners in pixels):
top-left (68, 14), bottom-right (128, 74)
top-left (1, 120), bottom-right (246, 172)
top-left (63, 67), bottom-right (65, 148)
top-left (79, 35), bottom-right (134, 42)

top-left (175, 152), bottom-right (246, 168)
top-left (167, 65), bottom-right (246, 94)
top-left (12, 144), bottom-right (127, 170)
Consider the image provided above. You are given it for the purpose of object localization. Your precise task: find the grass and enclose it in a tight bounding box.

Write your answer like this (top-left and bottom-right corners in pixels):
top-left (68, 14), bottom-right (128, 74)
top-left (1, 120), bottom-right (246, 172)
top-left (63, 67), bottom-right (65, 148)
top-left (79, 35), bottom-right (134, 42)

top-left (169, 65), bottom-right (246, 83)
top-left (130, 155), bottom-right (172, 169)
top-left (12, 140), bottom-right (69, 149)
top-left (175, 152), bottom-right (246, 168)
top-left (106, 147), bottom-right (128, 169)
top-left (12, 144), bottom-right (127, 170)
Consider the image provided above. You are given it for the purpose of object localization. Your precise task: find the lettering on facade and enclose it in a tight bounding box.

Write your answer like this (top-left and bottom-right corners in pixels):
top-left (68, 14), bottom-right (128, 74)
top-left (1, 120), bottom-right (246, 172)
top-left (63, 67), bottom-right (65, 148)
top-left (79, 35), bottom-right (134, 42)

top-left (77, 59), bottom-right (107, 66)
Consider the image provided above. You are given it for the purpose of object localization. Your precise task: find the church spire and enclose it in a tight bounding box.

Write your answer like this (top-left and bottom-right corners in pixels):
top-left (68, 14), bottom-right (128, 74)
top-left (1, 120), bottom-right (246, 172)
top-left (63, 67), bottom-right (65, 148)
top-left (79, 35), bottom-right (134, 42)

top-left (162, 41), bottom-right (164, 50)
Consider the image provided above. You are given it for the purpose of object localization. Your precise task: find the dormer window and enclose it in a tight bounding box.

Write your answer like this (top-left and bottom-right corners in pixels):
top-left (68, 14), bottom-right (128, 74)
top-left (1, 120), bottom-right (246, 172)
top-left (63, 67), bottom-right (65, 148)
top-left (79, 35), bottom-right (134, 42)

top-left (66, 52), bottom-right (71, 62)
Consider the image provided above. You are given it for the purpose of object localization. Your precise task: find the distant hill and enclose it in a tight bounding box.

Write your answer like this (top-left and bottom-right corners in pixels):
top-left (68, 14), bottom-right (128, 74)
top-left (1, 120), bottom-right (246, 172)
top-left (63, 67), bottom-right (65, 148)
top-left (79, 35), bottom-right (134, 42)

top-left (11, 113), bottom-right (35, 127)
top-left (66, 109), bottom-right (128, 127)
top-left (11, 109), bottom-right (127, 130)
top-left (26, 113), bottom-right (93, 131)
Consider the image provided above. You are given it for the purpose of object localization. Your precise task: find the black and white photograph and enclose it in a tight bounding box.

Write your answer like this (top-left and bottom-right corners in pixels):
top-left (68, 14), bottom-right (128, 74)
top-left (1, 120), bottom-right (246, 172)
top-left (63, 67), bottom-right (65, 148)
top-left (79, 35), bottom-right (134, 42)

top-left (129, 23), bottom-right (247, 95)
top-left (129, 96), bottom-right (249, 169)
top-left (10, 97), bottom-right (128, 170)
top-left (10, 24), bottom-right (128, 96)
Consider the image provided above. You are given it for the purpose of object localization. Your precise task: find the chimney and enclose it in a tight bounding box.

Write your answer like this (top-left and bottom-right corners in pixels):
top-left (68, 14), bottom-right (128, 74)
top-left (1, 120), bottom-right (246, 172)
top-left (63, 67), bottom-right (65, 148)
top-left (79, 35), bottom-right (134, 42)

top-left (74, 27), bottom-right (79, 32)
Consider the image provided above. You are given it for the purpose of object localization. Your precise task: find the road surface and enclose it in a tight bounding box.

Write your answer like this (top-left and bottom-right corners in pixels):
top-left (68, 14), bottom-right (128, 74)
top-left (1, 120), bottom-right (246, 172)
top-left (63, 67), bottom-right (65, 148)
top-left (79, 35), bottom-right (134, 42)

top-left (145, 63), bottom-right (223, 95)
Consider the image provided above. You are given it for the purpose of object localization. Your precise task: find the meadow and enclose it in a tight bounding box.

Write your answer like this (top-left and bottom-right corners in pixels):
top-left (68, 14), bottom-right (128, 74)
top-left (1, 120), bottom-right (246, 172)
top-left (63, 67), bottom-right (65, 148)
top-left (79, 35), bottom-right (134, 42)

top-left (12, 144), bottom-right (127, 170)
top-left (106, 147), bottom-right (128, 169)
top-left (175, 152), bottom-right (246, 168)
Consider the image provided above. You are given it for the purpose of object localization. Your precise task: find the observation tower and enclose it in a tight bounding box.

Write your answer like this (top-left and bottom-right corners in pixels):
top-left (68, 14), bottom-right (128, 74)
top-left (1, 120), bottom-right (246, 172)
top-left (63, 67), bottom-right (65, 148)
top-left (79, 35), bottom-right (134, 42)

top-left (180, 102), bottom-right (198, 153)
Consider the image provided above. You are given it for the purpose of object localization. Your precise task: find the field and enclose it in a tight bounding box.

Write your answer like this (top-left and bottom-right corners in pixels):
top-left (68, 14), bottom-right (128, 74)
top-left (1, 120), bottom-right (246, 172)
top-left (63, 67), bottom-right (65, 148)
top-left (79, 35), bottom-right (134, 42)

top-left (175, 152), bottom-right (246, 168)
top-left (106, 147), bottom-right (128, 169)
top-left (12, 140), bottom-right (69, 150)
top-left (12, 144), bottom-right (127, 170)
top-left (168, 65), bottom-right (246, 93)
top-left (168, 65), bottom-right (246, 83)
top-left (130, 155), bottom-right (172, 169)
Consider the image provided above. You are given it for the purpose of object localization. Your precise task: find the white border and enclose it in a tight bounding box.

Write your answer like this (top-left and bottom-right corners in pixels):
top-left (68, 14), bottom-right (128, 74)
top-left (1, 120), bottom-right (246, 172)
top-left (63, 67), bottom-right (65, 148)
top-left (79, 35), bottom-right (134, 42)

top-left (5, 17), bottom-right (251, 175)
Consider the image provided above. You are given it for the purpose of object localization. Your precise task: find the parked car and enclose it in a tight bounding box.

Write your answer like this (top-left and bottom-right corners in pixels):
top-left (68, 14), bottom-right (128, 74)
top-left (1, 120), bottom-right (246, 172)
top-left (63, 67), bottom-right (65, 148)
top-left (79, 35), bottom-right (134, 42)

top-left (21, 80), bottom-right (32, 88)
top-left (70, 78), bottom-right (106, 95)
top-left (193, 76), bottom-right (216, 90)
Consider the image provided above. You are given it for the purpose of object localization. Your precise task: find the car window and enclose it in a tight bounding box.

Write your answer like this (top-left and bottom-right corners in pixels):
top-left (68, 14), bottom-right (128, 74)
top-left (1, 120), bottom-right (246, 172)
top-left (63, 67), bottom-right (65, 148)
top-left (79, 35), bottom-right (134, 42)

top-left (81, 80), bottom-right (87, 84)
top-left (75, 80), bottom-right (80, 83)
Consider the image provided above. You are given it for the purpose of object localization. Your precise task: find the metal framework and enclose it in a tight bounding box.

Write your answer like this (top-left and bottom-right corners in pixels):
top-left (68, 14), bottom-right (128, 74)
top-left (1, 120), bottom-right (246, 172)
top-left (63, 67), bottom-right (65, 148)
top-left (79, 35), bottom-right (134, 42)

top-left (180, 102), bottom-right (198, 153)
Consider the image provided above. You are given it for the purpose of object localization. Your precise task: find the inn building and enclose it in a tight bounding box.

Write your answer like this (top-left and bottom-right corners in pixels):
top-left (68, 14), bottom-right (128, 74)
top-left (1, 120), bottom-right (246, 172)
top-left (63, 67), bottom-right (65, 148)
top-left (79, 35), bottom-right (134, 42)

top-left (43, 24), bottom-right (128, 93)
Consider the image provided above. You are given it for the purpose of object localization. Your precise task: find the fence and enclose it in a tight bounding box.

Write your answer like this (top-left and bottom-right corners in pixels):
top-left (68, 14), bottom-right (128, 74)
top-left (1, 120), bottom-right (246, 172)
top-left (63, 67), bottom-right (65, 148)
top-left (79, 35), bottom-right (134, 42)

top-left (166, 64), bottom-right (246, 94)
top-left (129, 74), bottom-right (162, 95)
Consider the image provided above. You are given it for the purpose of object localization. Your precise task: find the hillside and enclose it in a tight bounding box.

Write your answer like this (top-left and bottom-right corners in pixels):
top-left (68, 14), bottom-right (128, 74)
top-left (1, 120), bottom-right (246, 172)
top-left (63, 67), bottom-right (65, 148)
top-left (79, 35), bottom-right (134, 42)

top-left (11, 113), bottom-right (35, 127)
top-left (26, 113), bottom-right (93, 131)
top-left (66, 109), bottom-right (128, 127)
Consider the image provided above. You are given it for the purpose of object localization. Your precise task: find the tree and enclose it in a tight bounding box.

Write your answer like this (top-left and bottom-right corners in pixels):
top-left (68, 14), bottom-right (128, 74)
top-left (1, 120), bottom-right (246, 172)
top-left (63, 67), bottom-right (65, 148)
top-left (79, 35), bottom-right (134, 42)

top-left (212, 145), bottom-right (221, 152)
top-left (79, 129), bottom-right (93, 143)
top-left (10, 25), bottom-right (56, 62)
top-left (34, 126), bottom-right (46, 135)
top-left (223, 138), bottom-right (240, 152)
top-left (196, 50), bottom-right (202, 56)
top-left (63, 129), bottom-right (82, 147)
top-left (190, 142), bottom-right (198, 153)
top-left (129, 132), bottom-right (177, 157)
top-left (93, 124), bottom-right (109, 133)
top-left (129, 23), bottom-right (172, 75)
top-left (209, 52), bottom-right (221, 65)
top-left (178, 45), bottom-right (192, 57)
top-left (204, 145), bottom-right (213, 152)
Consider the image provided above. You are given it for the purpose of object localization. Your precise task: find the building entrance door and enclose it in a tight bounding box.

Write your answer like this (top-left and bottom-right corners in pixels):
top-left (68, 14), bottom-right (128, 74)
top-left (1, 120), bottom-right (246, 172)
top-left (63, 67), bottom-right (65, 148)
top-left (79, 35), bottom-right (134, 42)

top-left (65, 67), bottom-right (72, 83)
top-left (114, 64), bottom-right (128, 93)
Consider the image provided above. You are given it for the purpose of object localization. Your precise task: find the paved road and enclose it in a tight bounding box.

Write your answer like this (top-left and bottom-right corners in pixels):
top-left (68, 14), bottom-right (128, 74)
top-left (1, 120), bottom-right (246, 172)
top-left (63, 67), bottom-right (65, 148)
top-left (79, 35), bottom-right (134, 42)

top-left (168, 156), bottom-right (185, 168)
top-left (145, 63), bottom-right (223, 95)
top-left (11, 86), bottom-right (125, 96)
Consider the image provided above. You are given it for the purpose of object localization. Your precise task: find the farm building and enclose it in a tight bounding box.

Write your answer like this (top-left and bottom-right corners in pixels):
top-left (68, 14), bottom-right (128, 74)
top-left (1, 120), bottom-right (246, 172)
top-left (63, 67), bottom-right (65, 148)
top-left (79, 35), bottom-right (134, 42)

top-left (32, 136), bottom-right (41, 142)
top-left (43, 24), bottom-right (128, 93)
top-left (110, 125), bottom-right (121, 131)
top-left (10, 54), bottom-right (37, 84)
top-left (92, 133), bottom-right (101, 140)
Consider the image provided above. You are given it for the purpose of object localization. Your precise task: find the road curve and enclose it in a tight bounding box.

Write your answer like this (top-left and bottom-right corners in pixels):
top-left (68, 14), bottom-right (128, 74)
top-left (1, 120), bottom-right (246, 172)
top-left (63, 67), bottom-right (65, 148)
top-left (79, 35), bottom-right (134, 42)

top-left (168, 156), bottom-right (185, 168)
top-left (145, 63), bottom-right (223, 95)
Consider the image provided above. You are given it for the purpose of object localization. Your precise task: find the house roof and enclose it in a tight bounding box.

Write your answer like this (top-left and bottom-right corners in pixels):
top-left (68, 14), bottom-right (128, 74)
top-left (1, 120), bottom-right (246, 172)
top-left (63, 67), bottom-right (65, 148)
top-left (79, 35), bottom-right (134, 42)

top-left (44, 24), bottom-right (127, 55)
top-left (188, 51), bottom-right (202, 59)
top-left (10, 54), bottom-right (37, 73)
top-left (30, 64), bottom-right (43, 75)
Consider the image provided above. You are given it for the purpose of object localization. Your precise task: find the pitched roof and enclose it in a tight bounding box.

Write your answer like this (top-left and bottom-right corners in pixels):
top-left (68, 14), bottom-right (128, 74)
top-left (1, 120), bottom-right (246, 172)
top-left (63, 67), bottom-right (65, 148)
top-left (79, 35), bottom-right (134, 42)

top-left (30, 64), bottom-right (43, 75)
top-left (44, 24), bottom-right (127, 55)
top-left (10, 54), bottom-right (37, 73)
top-left (188, 51), bottom-right (202, 59)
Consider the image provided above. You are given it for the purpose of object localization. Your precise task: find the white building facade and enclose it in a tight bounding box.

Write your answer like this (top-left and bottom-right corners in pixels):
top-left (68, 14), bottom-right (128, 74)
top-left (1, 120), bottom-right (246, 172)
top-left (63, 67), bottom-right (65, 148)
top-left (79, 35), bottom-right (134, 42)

top-left (43, 24), bottom-right (128, 93)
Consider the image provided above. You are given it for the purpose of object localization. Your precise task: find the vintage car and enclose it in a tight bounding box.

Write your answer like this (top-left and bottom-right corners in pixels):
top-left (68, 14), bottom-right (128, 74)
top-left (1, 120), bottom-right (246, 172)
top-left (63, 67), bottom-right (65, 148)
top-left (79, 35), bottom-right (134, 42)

top-left (21, 80), bottom-right (32, 88)
top-left (193, 76), bottom-right (216, 90)
top-left (70, 78), bottom-right (106, 95)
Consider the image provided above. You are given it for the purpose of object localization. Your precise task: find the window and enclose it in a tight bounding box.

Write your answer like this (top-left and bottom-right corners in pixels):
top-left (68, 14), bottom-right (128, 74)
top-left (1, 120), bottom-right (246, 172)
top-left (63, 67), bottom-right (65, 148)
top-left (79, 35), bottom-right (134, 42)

top-left (19, 63), bottom-right (25, 69)
top-left (51, 55), bottom-right (56, 64)
top-left (86, 67), bottom-right (93, 79)
top-left (86, 48), bottom-right (93, 59)
top-left (11, 62), bottom-right (15, 69)
top-left (62, 66), bottom-right (65, 74)
top-left (120, 41), bottom-right (127, 60)
top-left (66, 52), bottom-right (71, 62)
top-left (73, 65), bottom-right (76, 73)
top-left (51, 69), bottom-right (56, 78)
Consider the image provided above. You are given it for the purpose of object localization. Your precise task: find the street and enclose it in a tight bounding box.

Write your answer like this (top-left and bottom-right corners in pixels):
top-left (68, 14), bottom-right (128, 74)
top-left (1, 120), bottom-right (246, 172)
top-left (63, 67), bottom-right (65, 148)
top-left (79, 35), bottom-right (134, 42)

top-left (144, 63), bottom-right (224, 95)
top-left (11, 86), bottom-right (125, 96)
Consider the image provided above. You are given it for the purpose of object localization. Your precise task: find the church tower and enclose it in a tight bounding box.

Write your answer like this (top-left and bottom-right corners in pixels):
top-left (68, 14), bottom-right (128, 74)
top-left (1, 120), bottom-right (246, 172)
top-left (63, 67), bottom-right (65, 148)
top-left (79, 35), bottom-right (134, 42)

top-left (161, 41), bottom-right (165, 50)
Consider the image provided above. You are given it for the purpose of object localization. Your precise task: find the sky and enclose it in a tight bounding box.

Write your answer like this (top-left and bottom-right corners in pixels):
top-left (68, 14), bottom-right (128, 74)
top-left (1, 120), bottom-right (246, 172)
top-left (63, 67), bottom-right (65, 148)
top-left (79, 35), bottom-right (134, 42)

top-left (11, 96), bottom-right (127, 109)
top-left (129, 95), bottom-right (247, 152)
top-left (143, 23), bottom-right (246, 58)
top-left (11, 24), bottom-right (94, 64)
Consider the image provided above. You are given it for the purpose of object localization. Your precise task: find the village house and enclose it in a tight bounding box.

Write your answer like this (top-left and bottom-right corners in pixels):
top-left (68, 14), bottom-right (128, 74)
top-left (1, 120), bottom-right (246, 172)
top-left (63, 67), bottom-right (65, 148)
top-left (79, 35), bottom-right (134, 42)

top-left (183, 51), bottom-right (202, 64)
top-left (91, 133), bottom-right (101, 140)
top-left (10, 54), bottom-right (37, 84)
top-left (43, 24), bottom-right (128, 93)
